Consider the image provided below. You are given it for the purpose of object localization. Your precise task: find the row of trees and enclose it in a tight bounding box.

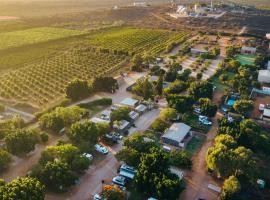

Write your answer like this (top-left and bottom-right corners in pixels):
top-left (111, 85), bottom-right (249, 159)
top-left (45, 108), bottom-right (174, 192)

top-left (65, 77), bottom-right (118, 101)
top-left (207, 117), bottom-right (270, 200)
top-left (39, 106), bottom-right (87, 132)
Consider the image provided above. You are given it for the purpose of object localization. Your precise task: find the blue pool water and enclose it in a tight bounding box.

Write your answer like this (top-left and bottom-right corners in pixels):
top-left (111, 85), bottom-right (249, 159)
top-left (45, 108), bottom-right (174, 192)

top-left (227, 99), bottom-right (235, 106)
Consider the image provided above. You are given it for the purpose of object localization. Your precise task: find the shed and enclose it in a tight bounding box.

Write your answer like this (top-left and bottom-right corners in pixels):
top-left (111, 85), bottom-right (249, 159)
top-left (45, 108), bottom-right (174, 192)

top-left (241, 46), bottom-right (256, 55)
top-left (161, 123), bottom-right (191, 148)
top-left (190, 48), bottom-right (208, 55)
top-left (113, 120), bottom-right (130, 132)
top-left (129, 111), bottom-right (139, 121)
top-left (258, 70), bottom-right (270, 83)
top-left (91, 117), bottom-right (109, 124)
top-left (120, 98), bottom-right (139, 108)
top-left (263, 108), bottom-right (270, 121)
top-left (135, 104), bottom-right (147, 114)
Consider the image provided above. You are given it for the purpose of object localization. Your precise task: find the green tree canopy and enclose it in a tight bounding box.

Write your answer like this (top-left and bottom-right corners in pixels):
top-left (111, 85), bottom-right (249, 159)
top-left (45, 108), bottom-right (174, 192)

top-left (65, 79), bottom-right (92, 101)
top-left (110, 107), bottom-right (130, 122)
top-left (170, 150), bottom-right (192, 169)
top-left (154, 75), bottom-right (164, 96)
top-left (39, 106), bottom-right (87, 132)
top-left (164, 80), bottom-right (188, 95)
top-left (132, 77), bottom-right (154, 100)
top-left (115, 148), bottom-right (141, 167)
top-left (150, 118), bottom-right (170, 133)
top-left (37, 160), bottom-right (76, 192)
top-left (221, 176), bottom-right (241, 200)
top-left (233, 100), bottom-right (254, 117)
top-left (92, 77), bottom-right (118, 93)
top-left (135, 148), bottom-right (182, 200)
top-left (67, 120), bottom-right (100, 149)
top-left (0, 177), bottom-right (45, 200)
top-left (159, 108), bottom-right (178, 122)
top-left (5, 128), bottom-right (39, 155)
top-left (167, 94), bottom-right (194, 113)
top-left (0, 149), bottom-right (11, 171)
top-left (198, 98), bottom-right (217, 117)
top-left (40, 143), bottom-right (76, 161)
top-left (188, 81), bottom-right (213, 100)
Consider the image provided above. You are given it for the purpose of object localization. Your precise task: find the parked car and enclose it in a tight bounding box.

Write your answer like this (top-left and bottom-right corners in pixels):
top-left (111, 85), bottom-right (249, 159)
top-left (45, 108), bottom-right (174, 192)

top-left (95, 144), bottom-right (109, 154)
top-left (82, 153), bottom-right (93, 161)
top-left (120, 164), bottom-right (136, 174)
top-left (162, 145), bottom-right (171, 152)
top-left (112, 176), bottom-right (126, 187)
top-left (112, 132), bottom-right (123, 140)
top-left (104, 134), bottom-right (118, 143)
top-left (199, 115), bottom-right (212, 126)
top-left (194, 107), bottom-right (201, 114)
top-left (93, 194), bottom-right (102, 200)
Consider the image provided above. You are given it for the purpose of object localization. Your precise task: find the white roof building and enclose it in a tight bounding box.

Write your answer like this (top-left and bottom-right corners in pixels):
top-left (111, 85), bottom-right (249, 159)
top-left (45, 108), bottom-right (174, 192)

top-left (266, 33), bottom-right (270, 40)
top-left (129, 111), bottom-right (139, 120)
top-left (258, 70), bottom-right (270, 83)
top-left (120, 98), bottom-right (139, 108)
top-left (241, 46), bottom-right (256, 55)
top-left (113, 120), bottom-right (130, 130)
top-left (135, 104), bottom-right (147, 113)
top-left (267, 61), bottom-right (270, 70)
top-left (91, 117), bottom-right (109, 124)
top-left (161, 123), bottom-right (191, 148)
top-left (190, 48), bottom-right (208, 54)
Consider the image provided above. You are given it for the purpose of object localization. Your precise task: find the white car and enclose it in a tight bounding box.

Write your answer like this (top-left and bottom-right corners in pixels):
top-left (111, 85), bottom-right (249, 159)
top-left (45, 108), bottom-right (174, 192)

top-left (82, 153), bottom-right (93, 161)
top-left (112, 176), bottom-right (126, 187)
top-left (194, 107), bottom-right (201, 114)
top-left (95, 144), bottom-right (109, 154)
top-left (93, 194), bottom-right (102, 200)
top-left (199, 115), bottom-right (212, 125)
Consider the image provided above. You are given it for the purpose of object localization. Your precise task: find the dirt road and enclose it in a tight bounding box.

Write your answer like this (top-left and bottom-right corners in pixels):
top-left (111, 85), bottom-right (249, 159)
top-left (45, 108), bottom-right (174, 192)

top-left (179, 92), bottom-right (223, 200)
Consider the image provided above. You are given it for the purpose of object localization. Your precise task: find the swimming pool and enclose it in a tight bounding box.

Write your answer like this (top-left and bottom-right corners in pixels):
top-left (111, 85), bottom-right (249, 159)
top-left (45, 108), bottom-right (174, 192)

top-left (227, 99), bottom-right (236, 106)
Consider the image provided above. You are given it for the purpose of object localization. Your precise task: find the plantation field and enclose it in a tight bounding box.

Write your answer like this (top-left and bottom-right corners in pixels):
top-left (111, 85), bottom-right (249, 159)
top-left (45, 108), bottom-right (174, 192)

top-left (0, 45), bottom-right (126, 108)
top-left (0, 27), bottom-right (86, 50)
top-left (0, 35), bottom-right (88, 72)
top-left (88, 28), bottom-right (189, 55)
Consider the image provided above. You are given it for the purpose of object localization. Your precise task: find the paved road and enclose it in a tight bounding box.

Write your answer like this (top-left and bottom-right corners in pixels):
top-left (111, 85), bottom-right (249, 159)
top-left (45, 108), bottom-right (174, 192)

top-left (179, 92), bottom-right (223, 200)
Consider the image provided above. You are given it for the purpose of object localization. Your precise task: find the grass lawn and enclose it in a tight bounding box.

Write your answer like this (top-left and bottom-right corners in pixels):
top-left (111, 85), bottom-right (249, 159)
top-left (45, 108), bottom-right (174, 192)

top-left (211, 71), bottom-right (235, 92)
top-left (235, 54), bottom-right (256, 66)
top-left (186, 134), bottom-right (206, 154)
top-left (182, 113), bottom-right (210, 133)
top-left (78, 99), bottom-right (112, 118)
